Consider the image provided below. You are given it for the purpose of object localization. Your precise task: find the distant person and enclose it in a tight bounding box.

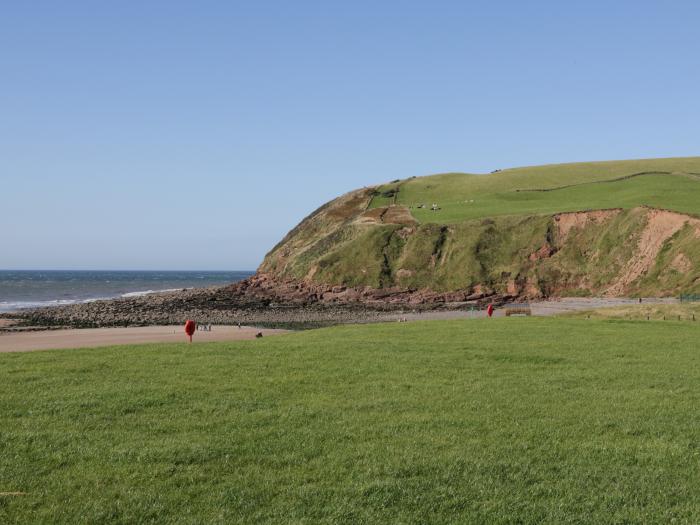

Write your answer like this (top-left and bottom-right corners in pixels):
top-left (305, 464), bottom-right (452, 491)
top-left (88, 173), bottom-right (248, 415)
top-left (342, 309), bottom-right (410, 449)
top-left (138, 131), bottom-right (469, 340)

top-left (184, 319), bottom-right (196, 343)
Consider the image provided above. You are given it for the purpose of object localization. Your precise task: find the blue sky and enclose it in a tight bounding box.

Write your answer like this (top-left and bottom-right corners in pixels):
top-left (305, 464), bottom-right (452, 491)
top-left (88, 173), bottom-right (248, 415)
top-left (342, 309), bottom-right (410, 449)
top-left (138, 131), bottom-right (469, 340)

top-left (3, 1), bottom-right (699, 270)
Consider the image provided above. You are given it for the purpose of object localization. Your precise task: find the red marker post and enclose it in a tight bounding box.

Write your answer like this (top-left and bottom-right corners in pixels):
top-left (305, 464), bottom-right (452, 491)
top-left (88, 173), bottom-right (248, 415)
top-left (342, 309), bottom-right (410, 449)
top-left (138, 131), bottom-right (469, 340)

top-left (184, 319), bottom-right (196, 343)
top-left (486, 304), bottom-right (494, 318)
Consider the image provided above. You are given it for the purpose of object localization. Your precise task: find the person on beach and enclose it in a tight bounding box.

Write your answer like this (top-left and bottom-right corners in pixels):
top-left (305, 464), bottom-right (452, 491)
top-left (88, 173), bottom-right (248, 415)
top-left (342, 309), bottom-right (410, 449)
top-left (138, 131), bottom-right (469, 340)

top-left (184, 320), bottom-right (196, 343)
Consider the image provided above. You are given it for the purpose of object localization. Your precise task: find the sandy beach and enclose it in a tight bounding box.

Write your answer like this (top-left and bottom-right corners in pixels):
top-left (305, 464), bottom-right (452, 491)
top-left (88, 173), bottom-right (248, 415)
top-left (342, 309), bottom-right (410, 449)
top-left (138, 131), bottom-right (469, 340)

top-left (0, 325), bottom-right (289, 353)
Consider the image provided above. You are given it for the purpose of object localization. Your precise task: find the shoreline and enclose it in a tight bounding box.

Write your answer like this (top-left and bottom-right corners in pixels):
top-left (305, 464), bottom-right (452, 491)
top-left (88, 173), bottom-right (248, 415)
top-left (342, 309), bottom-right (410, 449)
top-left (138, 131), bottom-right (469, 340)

top-left (0, 297), bottom-right (681, 353)
top-left (0, 285), bottom-right (218, 315)
top-left (0, 269), bottom-right (254, 314)
top-left (1, 274), bottom-right (681, 336)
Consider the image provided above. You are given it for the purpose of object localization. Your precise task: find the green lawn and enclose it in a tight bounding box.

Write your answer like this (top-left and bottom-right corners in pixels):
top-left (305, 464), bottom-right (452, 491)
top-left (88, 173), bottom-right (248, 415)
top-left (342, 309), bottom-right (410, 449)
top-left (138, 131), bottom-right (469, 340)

top-left (369, 157), bottom-right (700, 224)
top-left (2, 318), bottom-right (700, 523)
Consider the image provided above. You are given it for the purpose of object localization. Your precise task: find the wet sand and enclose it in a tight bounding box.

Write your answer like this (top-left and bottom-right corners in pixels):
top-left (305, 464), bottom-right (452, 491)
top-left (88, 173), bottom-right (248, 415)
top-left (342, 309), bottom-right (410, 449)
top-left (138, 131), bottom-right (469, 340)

top-left (0, 325), bottom-right (289, 353)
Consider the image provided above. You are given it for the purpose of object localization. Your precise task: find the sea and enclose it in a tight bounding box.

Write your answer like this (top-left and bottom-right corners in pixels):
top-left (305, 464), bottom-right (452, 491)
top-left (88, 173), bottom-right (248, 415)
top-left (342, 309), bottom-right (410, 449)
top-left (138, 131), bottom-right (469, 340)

top-left (0, 270), bottom-right (254, 313)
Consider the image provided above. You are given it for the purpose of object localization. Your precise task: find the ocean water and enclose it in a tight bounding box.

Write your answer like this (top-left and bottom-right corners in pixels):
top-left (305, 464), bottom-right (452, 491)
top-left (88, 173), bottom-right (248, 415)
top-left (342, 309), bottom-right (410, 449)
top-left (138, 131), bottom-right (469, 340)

top-left (0, 270), bottom-right (254, 313)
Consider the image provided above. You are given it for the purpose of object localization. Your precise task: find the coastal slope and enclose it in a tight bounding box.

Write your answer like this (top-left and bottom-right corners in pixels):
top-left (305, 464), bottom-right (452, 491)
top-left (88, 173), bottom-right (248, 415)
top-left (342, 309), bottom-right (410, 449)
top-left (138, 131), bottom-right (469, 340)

top-left (257, 157), bottom-right (700, 301)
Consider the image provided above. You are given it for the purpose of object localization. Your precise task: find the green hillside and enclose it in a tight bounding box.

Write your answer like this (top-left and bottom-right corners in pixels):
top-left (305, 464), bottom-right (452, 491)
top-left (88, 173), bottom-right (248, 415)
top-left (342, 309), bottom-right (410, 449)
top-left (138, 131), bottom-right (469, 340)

top-left (260, 157), bottom-right (700, 298)
top-left (3, 318), bottom-right (700, 523)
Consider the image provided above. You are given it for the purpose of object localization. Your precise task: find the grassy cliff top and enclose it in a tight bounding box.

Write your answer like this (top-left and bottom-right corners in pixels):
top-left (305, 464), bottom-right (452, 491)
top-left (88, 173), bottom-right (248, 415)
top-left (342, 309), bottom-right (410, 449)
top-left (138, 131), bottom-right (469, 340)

top-left (369, 157), bottom-right (700, 223)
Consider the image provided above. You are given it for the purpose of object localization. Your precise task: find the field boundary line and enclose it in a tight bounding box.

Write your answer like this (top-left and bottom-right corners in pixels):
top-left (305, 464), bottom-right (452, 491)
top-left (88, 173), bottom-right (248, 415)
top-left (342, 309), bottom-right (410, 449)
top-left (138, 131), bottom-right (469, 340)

top-left (514, 171), bottom-right (687, 193)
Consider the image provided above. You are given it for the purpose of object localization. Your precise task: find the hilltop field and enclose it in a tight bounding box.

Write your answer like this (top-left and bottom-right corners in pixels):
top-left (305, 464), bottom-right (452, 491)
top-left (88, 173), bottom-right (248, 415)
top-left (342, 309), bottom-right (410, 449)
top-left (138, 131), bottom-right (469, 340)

top-left (2, 317), bottom-right (700, 524)
top-left (368, 157), bottom-right (700, 223)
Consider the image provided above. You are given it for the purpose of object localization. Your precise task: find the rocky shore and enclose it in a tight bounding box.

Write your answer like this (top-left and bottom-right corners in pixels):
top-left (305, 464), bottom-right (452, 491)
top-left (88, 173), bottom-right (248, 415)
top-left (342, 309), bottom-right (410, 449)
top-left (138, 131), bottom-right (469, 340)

top-left (0, 273), bottom-right (502, 330)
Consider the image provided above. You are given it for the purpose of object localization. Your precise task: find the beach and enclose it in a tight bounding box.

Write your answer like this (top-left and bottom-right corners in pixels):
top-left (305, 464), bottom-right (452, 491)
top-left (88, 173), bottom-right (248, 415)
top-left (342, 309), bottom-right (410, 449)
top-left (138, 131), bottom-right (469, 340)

top-left (0, 296), bottom-right (680, 353)
top-left (0, 325), bottom-right (289, 353)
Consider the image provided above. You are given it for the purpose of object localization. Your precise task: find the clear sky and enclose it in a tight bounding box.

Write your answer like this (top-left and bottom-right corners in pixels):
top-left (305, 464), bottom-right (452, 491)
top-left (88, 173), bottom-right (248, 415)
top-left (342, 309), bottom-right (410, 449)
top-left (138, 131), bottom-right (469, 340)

top-left (3, 1), bottom-right (699, 270)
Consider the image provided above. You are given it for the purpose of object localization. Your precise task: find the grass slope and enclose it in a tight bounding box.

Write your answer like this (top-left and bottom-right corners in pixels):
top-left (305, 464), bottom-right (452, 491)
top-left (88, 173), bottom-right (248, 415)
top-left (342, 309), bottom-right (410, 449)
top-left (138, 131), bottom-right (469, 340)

top-left (369, 157), bottom-right (700, 223)
top-left (290, 208), bottom-right (700, 295)
top-left (3, 318), bottom-right (700, 523)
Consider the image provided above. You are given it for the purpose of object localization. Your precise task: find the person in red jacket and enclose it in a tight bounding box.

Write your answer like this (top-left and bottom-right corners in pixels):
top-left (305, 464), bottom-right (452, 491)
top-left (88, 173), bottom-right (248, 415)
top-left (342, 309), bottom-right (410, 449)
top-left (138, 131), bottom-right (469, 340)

top-left (184, 319), bottom-right (196, 343)
top-left (487, 304), bottom-right (494, 318)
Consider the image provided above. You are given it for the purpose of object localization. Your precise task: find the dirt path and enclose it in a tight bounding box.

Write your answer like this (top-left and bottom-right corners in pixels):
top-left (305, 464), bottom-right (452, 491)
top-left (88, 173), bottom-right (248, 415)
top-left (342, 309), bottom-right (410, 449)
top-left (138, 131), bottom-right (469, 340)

top-left (375, 297), bottom-right (679, 322)
top-left (0, 325), bottom-right (289, 353)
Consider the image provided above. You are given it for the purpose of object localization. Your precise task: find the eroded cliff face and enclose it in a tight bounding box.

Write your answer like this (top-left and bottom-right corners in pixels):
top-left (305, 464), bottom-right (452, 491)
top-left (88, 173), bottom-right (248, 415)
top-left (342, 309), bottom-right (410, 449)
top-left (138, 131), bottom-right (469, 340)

top-left (603, 209), bottom-right (700, 296)
top-left (256, 191), bottom-right (700, 303)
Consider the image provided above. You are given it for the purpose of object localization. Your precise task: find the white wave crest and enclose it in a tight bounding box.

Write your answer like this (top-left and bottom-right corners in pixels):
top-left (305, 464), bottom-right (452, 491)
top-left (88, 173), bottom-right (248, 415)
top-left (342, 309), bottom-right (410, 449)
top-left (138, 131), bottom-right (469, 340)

top-left (0, 299), bottom-right (80, 313)
top-left (120, 288), bottom-right (186, 298)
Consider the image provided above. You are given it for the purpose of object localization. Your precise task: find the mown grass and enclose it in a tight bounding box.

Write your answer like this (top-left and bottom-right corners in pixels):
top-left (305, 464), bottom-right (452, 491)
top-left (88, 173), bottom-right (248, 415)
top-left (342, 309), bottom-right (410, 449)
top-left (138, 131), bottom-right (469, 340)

top-left (2, 318), bottom-right (700, 523)
top-left (368, 157), bottom-right (700, 224)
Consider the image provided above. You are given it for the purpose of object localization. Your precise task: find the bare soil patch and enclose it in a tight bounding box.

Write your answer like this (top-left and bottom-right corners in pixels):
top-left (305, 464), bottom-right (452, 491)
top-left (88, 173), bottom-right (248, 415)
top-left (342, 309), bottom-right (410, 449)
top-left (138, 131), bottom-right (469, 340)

top-left (554, 209), bottom-right (621, 241)
top-left (606, 209), bottom-right (700, 296)
top-left (0, 325), bottom-right (289, 353)
top-left (357, 206), bottom-right (417, 225)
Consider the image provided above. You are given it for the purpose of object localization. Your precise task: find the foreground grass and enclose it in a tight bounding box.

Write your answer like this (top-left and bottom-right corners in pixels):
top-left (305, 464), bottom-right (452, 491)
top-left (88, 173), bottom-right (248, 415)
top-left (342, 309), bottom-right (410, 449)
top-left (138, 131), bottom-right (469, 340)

top-left (2, 318), bottom-right (700, 523)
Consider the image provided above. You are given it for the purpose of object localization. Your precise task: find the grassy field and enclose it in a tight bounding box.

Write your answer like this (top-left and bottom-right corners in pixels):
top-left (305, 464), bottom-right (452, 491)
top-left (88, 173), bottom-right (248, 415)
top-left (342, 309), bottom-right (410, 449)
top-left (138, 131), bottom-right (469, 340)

top-left (369, 157), bottom-right (700, 224)
top-left (2, 318), bottom-right (700, 523)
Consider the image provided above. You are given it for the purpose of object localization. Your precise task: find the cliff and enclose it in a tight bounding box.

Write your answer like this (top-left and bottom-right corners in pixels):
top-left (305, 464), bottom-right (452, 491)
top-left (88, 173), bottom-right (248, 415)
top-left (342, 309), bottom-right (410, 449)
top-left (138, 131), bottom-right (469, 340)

top-left (256, 157), bottom-right (700, 302)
